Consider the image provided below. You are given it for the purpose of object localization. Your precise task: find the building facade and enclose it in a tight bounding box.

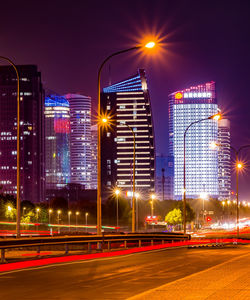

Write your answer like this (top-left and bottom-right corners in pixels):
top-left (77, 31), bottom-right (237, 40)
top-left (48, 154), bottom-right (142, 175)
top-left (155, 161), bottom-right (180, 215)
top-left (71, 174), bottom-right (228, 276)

top-left (44, 95), bottom-right (70, 195)
top-left (155, 155), bottom-right (174, 200)
top-left (90, 124), bottom-right (97, 189)
top-left (0, 65), bottom-right (44, 202)
top-left (101, 69), bottom-right (155, 198)
top-left (65, 94), bottom-right (92, 189)
top-left (169, 81), bottom-right (219, 200)
top-left (218, 119), bottom-right (231, 200)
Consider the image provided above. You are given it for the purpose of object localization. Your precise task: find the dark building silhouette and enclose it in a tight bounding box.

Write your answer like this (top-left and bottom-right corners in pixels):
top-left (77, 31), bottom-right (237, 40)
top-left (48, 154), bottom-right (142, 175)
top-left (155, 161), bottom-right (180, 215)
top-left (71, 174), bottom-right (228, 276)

top-left (0, 65), bottom-right (44, 202)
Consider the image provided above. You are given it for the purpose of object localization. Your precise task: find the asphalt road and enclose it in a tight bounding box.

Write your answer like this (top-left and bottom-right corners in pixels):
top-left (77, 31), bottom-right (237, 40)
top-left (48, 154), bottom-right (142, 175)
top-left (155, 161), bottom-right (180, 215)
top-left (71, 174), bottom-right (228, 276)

top-left (0, 245), bottom-right (249, 299)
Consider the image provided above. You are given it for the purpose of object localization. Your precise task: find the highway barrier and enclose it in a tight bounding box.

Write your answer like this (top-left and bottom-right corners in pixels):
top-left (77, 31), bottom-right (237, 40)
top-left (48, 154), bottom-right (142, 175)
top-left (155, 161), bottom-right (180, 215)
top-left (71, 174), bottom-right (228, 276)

top-left (0, 232), bottom-right (190, 264)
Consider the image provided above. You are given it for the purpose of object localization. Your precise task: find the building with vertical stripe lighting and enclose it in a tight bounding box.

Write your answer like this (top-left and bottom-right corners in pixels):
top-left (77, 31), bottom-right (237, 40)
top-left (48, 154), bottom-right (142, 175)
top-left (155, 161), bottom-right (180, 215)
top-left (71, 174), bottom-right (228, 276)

top-left (100, 69), bottom-right (155, 199)
top-left (169, 82), bottom-right (219, 200)
top-left (218, 119), bottom-right (231, 200)
top-left (64, 94), bottom-right (92, 189)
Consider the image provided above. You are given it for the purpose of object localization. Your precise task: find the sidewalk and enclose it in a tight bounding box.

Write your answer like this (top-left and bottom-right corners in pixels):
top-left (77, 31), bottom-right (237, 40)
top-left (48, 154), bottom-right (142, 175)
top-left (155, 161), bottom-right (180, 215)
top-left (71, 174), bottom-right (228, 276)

top-left (128, 250), bottom-right (250, 300)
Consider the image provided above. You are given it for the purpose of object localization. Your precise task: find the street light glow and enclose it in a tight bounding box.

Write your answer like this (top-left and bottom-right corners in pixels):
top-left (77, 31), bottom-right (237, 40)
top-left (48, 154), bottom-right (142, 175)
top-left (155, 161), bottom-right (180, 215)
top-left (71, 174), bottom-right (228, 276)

top-left (114, 188), bottom-right (120, 196)
top-left (151, 194), bottom-right (156, 200)
top-left (102, 118), bottom-right (108, 123)
top-left (212, 113), bottom-right (221, 121)
top-left (145, 41), bottom-right (155, 48)
top-left (237, 162), bottom-right (243, 169)
top-left (200, 192), bottom-right (208, 200)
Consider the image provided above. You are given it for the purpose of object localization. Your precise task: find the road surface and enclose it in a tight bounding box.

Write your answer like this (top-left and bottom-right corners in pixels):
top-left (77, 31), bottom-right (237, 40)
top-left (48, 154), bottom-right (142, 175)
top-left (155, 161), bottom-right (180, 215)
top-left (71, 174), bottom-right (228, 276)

top-left (0, 245), bottom-right (249, 299)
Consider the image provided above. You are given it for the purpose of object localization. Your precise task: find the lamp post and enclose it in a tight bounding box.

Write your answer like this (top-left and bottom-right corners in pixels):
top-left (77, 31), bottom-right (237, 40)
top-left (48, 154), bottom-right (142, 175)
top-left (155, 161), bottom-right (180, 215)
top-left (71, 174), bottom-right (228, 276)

top-left (36, 208), bottom-right (40, 222)
top-left (230, 145), bottom-right (250, 239)
top-left (57, 210), bottom-right (61, 225)
top-left (68, 211), bottom-right (72, 230)
top-left (150, 194), bottom-right (156, 217)
top-left (97, 41), bottom-right (156, 235)
top-left (135, 192), bottom-right (140, 231)
top-left (0, 56), bottom-right (20, 238)
top-left (114, 188), bottom-right (120, 231)
top-left (23, 207), bottom-right (26, 215)
top-left (76, 211), bottom-right (79, 227)
top-left (183, 113), bottom-right (221, 234)
top-left (85, 212), bottom-right (88, 232)
top-left (200, 192), bottom-right (208, 227)
top-left (48, 209), bottom-right (53, 224)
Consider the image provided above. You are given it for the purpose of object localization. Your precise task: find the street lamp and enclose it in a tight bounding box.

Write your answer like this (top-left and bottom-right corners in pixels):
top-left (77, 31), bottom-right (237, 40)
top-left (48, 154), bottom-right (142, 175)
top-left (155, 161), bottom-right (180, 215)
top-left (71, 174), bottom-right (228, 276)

top-left (0, 56), bottom-right (20, 238)
top-left (85, 212), bottom-right (89, 232)
top-left (48, 209), bottom-right (53, 224)
top-left (76, 211), bottom-right (79, 227)
top-left (135, 192), bottom-right (140, 231)
top-left (36, 208), bottom-right (40, 221)
top-left (68, 211), bottom-right (72, 229)
top-left (230, 145), bottom-right (250, 238)
top-left (150, 194), bottom-right (156, 216)
top-left (114, 188), bottom-right (120, 231)
top-left (183, 113), bottom-right (221, 234)
top-left (97, 41), bottom-right (156, 235)
top-left (23, 207), bottom-right (26, 215)
top-left (57, 210), bottom-right (61, 225)
top-left (200, 192), bottom-right (208, 226)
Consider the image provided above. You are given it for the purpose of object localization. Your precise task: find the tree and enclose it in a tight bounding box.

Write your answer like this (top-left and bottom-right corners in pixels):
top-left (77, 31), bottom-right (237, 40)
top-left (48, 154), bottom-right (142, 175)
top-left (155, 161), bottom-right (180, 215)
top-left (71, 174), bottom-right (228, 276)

top-left (165, 208), bottom-right (182, 225)
top-left (174, 201), bottom-right (195, 223)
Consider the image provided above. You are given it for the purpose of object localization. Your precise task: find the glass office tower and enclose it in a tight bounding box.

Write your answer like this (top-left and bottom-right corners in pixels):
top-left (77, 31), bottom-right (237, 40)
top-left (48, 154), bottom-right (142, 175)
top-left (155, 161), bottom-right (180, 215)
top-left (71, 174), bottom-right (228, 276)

top-left (65, 94), bottom-right (92, 189)
top-left (44, 95), bottom-right (70, 191)
top-left (0, 65), bottom-right (44, 202)
top-left (101, 69), bottom-right (155, 198)
top-left (169, 82), bottom-right (219, 199)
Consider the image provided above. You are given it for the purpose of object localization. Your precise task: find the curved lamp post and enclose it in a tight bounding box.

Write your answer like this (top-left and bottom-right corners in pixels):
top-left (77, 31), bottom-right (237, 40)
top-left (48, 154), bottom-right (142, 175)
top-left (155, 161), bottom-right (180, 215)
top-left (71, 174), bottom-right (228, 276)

top-left (183, 113), bottom-right (221, 234)
top-left (230, 145), bottom-right (250, 238)
top-left (97, 41), bottom-right (156, 235)
top-left (0, 56), bottom-right (20, 238)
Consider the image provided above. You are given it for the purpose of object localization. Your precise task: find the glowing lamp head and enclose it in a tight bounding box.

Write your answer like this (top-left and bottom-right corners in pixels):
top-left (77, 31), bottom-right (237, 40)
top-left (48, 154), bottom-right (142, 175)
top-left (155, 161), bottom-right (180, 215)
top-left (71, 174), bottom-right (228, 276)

top-left (211, 113), bottom-right (221, 121)
top-left (135, 192), bottom-right (140, 198)
top-left (76, 211), bottom-right (79, 216)
top-left (7, 205), bottom-right (12, 211)
top-left (36, 208), bottom-right (40, 212)
top-left (175, 92), bottom-right (183, 100)
top-left (115, 189), bottom-right (120, 196)
top-left (85, 212), bottom-right (89, 216)
top-left (49, 209), bottom-right (53, 213)
top-left (200, 192), bottom-right (208, 200)
top-left (151, 194), bottom-right (156, 200)
top-left (210, 141), bottom-right (218, 150)
top-left (237, 162), bottom-right (243, 169)
top-left (102, 118), bottom-right (108, 123)
top-left (57, 210), bottom-right (61, 214)
top-left (68, 211), bottom-right (72, 215)
top-left (145, 41), bottom-right (155, 49)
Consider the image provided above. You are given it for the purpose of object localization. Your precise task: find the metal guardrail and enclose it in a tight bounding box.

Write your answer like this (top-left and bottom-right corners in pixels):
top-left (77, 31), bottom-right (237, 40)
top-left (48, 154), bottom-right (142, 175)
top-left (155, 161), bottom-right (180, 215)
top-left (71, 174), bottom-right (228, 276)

top-left (0, 232), bottom-right (190, 264)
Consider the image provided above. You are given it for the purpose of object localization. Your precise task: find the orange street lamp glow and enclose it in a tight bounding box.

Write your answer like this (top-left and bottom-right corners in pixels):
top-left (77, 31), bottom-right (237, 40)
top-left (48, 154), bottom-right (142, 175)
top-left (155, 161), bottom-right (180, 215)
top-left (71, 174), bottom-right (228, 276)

top-left (115, 189), bottom-right (120, 196)
top-left (102, 118), bottom-right (108, 123)
top-left (237, 162), bottom-right (243, 169)
top-left (212, 113), bottom-right (221, 121)
top-left (145, 41), bottom-right (155, 48)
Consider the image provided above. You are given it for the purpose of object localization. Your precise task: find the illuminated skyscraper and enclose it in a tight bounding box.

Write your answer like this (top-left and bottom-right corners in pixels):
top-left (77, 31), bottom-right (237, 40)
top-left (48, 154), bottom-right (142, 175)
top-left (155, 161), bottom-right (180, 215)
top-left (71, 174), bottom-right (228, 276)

top-left (44, 95), bottom-right (70, 193)
top-left (90, 124), bottom-right (97, 189)
top-left (0, 65), bottom-right (44, 202)
top-left (101, 69), bottom-right (155, 197)
top-left (169, 82), bottom-right (219, 199)
top-left (65, 94), bottom-right (92, 189)
top-left (218, 119), bottom-right (231, 200)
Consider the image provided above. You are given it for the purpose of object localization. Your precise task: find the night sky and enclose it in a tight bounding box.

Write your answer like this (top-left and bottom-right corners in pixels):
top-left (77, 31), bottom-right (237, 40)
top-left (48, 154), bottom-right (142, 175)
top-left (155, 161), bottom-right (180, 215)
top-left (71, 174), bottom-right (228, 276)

top-left (1, 0), bottom-right (250, 199)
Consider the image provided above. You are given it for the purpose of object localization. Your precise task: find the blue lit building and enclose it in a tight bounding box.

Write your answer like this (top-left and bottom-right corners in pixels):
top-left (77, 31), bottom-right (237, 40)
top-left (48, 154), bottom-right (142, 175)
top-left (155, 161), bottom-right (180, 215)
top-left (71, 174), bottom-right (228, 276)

top-left (45, 95), bottom-right (70, 193)
top-left (101, 69), bottom-right (155, 198)
top-left (169, 82), bottom-right (219, 200)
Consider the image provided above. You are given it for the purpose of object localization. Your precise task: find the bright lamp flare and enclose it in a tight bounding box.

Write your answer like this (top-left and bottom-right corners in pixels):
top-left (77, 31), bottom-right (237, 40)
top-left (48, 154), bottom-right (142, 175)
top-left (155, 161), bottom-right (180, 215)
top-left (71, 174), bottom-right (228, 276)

top-left (102, 118), bottom-right (108, 123)
top-left (151, 194), bottom-right (156, 200)
top-left (115, 189), bottom-right (120, 196)
top-left (212, 113), bottom-right (221, 121)
top-left (237, 162), bottom-right (243, 169)
top-left (145, 41), bottom-right (155, 48)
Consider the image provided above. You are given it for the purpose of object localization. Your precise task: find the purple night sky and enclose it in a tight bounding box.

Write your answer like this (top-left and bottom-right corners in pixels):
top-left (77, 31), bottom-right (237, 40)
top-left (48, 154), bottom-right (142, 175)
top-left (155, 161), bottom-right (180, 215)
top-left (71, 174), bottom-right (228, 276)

top-left (1, 0), bottom-right (250, 199)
